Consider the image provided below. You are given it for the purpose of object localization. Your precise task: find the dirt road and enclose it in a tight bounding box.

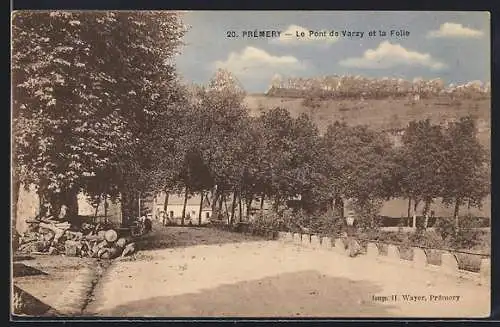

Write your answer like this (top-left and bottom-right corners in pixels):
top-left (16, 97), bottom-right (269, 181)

top-left (84, 225), bottom-right (490, 318)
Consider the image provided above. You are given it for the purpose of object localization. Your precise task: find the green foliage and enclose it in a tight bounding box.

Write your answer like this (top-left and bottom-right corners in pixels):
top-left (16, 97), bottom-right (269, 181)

top-left (435, 217), bottom-right (456, 241)
top-left (435, 216), bottom-right (489, 250)
top-left (350, 198), bottom-right (384, 231)
top-left (250, 211), bottom-right (283, 232)
top-left (12, 11), bottom-right (187, 219)
top-left (440, 116), bottom-right (490, 225)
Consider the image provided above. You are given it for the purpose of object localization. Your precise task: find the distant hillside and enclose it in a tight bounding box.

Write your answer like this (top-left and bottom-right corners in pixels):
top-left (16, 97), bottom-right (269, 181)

top-left (244, 95), bottom-right (491, 149)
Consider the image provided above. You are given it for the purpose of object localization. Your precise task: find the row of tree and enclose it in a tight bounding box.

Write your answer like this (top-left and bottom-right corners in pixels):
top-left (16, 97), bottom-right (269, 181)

top-left (12, 11), bottom-right (489, 233)
top-left (268, 74), bottom-right (490, 100)
top-left (177, 73), bottom-right (489, 232)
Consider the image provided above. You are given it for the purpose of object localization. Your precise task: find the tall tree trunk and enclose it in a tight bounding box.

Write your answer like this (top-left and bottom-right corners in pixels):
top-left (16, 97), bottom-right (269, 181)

top-left (198, 191), bottom-right (204, 225)
top-left (423, 198), bottom-right (431, 229)
top-left (218, 192), bottom-right (224, 219)
top-left (260, 194), bottom-right (265, 217)
top-left (273, 197), bottom-right (280, 212)
top-left (407, 197), bottom-right (412, 226)
top-left (238, 193), bottom-right (243, 223)
top-left (104, 196), bottom-right (108, 224)
top-left (163, 190), bottom-right (170, 225)
top-left (67, 189), bottom-right (79, 220)
top-left (211, 187), bottom-right (218, 213)
top-left (412, 199), bottom-right (419, 229)
top-left (413, 199), bottom-right (419, 214)
top-left (181, 188), bottom-right (189, 226)
top-left (94, 200), bottom-right (100, 221)
top-left (37, 180), bottom-right (51, 217)
top-left (49, 193), bottom-right (61, 220)
top-left (334, 196), bottom-right (344, 219)
top-left (246, 196), bottom-right (253, 220)
top-left (120, 191), bottom-right (131, 226)
top-left (138, 191), bottom-right (141, 218)
top-left (453, 197), bottom-right (461, 234)
top-left (163, 190), bottom-right (170, 214)
top-left (224, 195), bottom-right (230, 224)
top-left (38, 190), bottom-right (44, 217)
top-left (230, 190), bottom-right (237, 225)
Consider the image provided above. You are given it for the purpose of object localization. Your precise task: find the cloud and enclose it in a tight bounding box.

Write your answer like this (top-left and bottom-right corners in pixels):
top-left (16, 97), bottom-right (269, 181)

top-left (339, 41), bottom-right (446, 71)
top-left (427, 22), bottom-right (483, 39)
top-left (213, 46), bottom-right (307, 78)
top-left (273, 24), bottom-right (338, 46)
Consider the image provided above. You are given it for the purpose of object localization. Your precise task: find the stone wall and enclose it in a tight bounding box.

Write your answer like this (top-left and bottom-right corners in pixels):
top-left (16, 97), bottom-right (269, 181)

top-left (276, 231), bottom-right (490, 286)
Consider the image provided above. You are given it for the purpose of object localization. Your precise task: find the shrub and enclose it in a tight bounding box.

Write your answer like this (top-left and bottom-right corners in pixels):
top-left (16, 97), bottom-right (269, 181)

top-left (271, 209), bottom-right (345, 237)
top-left (249, 211), bottom-right (282, 233)
top-left (409, 229), bottom-right (446, 249)
top-left (436, 216), bottom-right (489, 250)
top-left (351, 198), bottom-right (384, 232)
top-left (435, 217), bottom-right (455, 241)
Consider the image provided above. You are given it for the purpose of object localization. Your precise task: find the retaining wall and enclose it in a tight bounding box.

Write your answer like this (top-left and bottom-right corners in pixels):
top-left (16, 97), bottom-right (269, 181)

top-left (276, 231), bottom-right (490, 286)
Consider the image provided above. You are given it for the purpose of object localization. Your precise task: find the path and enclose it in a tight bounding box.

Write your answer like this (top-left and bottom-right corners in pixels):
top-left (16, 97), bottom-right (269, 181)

top-left (85, 225), bottom-right (490, 318)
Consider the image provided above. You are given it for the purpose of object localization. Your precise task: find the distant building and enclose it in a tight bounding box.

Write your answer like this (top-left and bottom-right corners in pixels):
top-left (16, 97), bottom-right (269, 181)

top-left (153, 192), bottom-right (212, 225)
top-left (77, 193), bottom-right (122, 226)
top-left (378, 196), bottom-right (491, 227)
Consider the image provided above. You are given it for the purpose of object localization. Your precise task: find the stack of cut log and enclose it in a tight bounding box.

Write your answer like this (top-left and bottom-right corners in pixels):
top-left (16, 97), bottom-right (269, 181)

top-left (16, 219), bottom-right (136, 259)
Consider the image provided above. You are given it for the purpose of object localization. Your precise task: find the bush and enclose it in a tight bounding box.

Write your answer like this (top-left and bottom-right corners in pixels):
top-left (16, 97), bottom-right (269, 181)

top-left (435, 217), bottom-right (456, 240)
top-left (409, 229), bottom-right (445, 249)
top-left (271, 209), bottom-right (345, 237)
top-left (357, 229), bottom-right (409, 244)
top-left (351, 198), bottom-right (384, 232)
top-left (436, 216), bottom-right (488, 250)
top-left (250, 211), bottom-right (282, 232)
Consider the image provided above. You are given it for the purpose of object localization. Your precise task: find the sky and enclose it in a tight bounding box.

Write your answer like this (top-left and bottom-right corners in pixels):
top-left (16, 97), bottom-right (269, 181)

top-left (174, 11), bottom-right (490, 93)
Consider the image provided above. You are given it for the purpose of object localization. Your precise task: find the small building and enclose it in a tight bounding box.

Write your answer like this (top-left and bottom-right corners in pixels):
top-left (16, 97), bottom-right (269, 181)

top-left (77, 193), bottom-right (122, 226)
top-left (378, 196), bottom-right (491, 228)
top-left (153, 192), bottom-right (212, 225)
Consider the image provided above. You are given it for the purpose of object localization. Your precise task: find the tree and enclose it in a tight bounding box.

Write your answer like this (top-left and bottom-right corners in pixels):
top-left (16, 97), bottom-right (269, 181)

top-left (319, 122), bottom-right (395, 225)
top-left (258, 107), bottom-right (296, 209)
top-left (287, 113), bottom-right (324, 212)
top-left (12, 11), bottom-right (187, 225)
top-left (188, 69), bottom-right (248, 221)
top-left (441, 116), bottom-right (489, 233)
top-left (396, 119), bottom-right (446, 228)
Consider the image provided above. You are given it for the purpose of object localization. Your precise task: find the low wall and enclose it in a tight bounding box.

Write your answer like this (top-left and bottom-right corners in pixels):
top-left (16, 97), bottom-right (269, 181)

top-left (211, 224), bottom-right (490, 286)
top-left (275, 231), bottom-right (490, 286)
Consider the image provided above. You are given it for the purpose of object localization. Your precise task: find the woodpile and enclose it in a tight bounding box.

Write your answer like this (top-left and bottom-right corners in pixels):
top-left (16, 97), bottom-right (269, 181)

top-left (16, 218), bottom-right (137, 259)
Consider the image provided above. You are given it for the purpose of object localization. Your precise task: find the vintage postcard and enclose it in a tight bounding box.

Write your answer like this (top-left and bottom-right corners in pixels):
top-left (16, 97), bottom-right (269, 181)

top-left (11, 10), bottom-right (491, 318)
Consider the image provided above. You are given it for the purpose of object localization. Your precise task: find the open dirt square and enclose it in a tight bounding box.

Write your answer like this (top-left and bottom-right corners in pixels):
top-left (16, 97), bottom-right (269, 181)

top-left (84, 225), bottom-right (489, 318)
